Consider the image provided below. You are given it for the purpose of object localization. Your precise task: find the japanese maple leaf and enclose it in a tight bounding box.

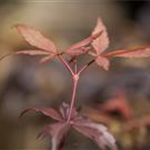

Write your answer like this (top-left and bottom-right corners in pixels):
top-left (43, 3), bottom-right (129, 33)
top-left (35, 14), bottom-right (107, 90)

top-left (14, 24), bottom-right (101, 63)
top-left (21, 103), bottom-right (117, 150)
top-left (90, 18), bottom-right (150, 70)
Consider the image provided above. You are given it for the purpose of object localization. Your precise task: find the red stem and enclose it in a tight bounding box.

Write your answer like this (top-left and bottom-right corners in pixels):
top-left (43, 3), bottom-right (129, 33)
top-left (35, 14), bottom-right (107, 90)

top-left (74, 58), bottom-right (78, 73)
top-left (66, 58), bottom-right (95, 123)
top-left (67, 75), bottom-right (79, 123)
top-left (78, 59), bottom-right (95, 75)
top-left (57, 54), bottom-right (95, 124)
top-left (57, 54), bottom-right (74, 76)
top-left (57, 54), bottom-right (79, 123)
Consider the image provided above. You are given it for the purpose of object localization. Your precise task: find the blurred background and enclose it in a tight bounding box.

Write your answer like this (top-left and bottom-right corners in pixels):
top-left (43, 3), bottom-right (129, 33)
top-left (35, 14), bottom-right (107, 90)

top-left (0, 0), bottom-right (150, 149)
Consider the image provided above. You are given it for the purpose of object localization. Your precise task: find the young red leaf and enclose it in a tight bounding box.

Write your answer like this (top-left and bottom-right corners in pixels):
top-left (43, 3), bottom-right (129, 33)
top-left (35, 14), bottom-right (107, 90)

top-left (105, 46), bottom-right (150, 58)
top-left (14, 24), bottom-right (57, 53)
top-left (96, 56), bottom-right (110, 71)
top-left (72, 118), bottom-right (117, 150)
top-left (20, 108), bottom-right (63, 121)
top-left (92, 18), bottom-right (109, 55)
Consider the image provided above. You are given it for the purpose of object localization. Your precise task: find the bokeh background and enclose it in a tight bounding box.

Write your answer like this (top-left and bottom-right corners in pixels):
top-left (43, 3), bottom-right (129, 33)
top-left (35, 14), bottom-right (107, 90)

top-left (0, 0), bottom-right (150, 149)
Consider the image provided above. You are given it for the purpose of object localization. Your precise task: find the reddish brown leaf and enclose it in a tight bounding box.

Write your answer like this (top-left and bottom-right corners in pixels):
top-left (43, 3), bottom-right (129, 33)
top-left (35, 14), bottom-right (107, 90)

top-left (96, 56), bottom-right (110, 71)
top-left (40, 123), bottom-right (69, 150)
top-left (16, 50), bottom-right (50, 55)
top-left (20, 108), bottom-right (63, 121)
top-left (73, 118), bottom-right (117, 150)
top-left (105, 46), bottom-right (150, 58)
top-left (92, 18), bottom-right (109, 55)
top-left (15, 24), bottom-right (57, 53)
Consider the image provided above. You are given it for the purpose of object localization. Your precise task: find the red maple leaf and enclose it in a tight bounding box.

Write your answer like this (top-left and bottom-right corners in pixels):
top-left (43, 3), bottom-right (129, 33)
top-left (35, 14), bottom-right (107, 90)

top-left (21, 103), bottom-right (117, 150)
top-left (89, 18), bottom-right (150, 70)
top-left (14, 18), bottom-right (150, 71)
top-left (14, 24), bottom-right (101, 64)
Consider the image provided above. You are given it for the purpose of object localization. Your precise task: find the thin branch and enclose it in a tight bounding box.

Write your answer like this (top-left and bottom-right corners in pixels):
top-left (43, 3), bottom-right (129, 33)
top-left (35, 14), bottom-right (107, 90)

top-left (78, 59), bottom-right (95, 75)
top-left (57, 54), bottom-right (74, 76)
top-left (74, 58), bottom-right (78, 74)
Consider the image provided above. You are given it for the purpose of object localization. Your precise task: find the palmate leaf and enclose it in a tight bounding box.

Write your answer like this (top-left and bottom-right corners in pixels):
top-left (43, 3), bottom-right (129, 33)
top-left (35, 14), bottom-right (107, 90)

top-left (91, 18), bottom-right (109, 55)
top-left (14, 24), bottom-right (57, 53)
top-left (94, 46), bottom-right (150, 71)
top-left (15, 23), bottom-right (102, 58)
top-left (72, 117), bottom-right (117, 150)
top-left (90, 18), bottom-right (150, 71)
top-left (105, 46), bottom-right (150, 58)
top-left (11, 19), bottom-right (150, 70)
top-left (88, 18), bottom-right (110, 70)
top-left (20, 108), bottom-right (63, 121)
top-left (20, 103), bottom-right (117, 150)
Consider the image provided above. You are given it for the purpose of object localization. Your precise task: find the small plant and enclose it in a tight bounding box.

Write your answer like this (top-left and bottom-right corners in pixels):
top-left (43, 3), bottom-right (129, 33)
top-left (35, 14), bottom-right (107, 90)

top-left (3, 17), bottom-right (150, 150)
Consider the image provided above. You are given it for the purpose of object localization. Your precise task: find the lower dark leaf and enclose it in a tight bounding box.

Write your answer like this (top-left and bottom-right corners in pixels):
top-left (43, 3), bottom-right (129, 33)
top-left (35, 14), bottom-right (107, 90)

top-left (40, 123), bottom-right (69, 150)
top-left (72, 117), bottom-right (117, 150)
top-left (20, 108), bottom-right (63, 121)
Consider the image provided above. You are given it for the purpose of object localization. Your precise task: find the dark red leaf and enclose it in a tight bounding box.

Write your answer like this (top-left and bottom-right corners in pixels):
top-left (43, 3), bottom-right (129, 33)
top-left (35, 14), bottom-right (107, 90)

top-left (39, 123), bottom-right (69, 150)
top-left (92, 18), bottom-right (109, 55)
top-left (72, 118), bottom-right (117, 150)
top-left (15, 24), bottom-right (57, 53)
top-left (20, 108), bottom-right (63, 121)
